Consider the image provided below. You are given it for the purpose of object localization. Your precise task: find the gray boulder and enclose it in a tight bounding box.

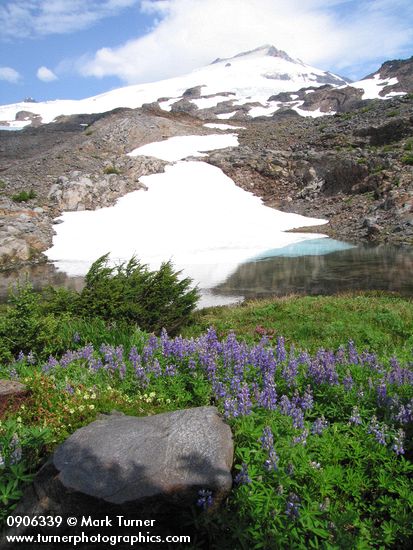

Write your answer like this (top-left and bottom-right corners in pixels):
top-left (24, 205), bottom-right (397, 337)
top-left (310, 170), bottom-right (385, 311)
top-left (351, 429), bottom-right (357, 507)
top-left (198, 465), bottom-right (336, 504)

top-left (3, 407), bottom-right (233, 547)
top-left (54, 407), bottom-right (233, 505)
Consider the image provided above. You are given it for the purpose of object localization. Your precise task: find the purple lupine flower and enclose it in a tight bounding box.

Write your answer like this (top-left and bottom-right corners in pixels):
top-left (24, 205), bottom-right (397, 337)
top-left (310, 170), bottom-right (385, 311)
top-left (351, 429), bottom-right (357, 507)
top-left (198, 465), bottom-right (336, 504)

top-left (360, 351), bottom-right (379, 370)
top-left (290, 406), bottom-right (305, 429)
top-left (264, 448), bottom-right (279, 472)
top-left (292, 428), bottom-right (309, 446)
top-left (250, 345), bottom-right (276, 377)
top-left (73, 332), bottom-right (81, 344)
top-left (149, 358), bottom-right (162, 377)
top-left (368, 416), bottom-right (387, 445)
top-left (282, 357), bottom-right (298, 386)
top-left (300, 386), bottom-right (314, 411)
top-left (258, 376), bottom-right (277, 410)
top-left (312, 416), bottom-right (328, 435)
top-left (212, 381), bottom-right (227, 400)
top-left (343, 374), bottom-right (354, 391)
top-left (392, 429), bottom-right (405, 455)
top-left (387, 358), bottom-right (413, 386)
top-left (376, 382), bottom-right (387, 404)
top-left (395, 403), bottom-right (412, 425)
top-left (286, 463), bottom-right (294, 476)
top-left (229, 374), bottom-right (242, 395)
top-left (17, 351), bottom-right (25, 362)
top-left (42, 355), bottom-right (59, 373)
top-left (234, 463), bottom-right (252, 485)
top-left (129, 346), bottom-right (140, 367)
top-left (348, 340), bottom-right (359, 365)
top-left (223, 397), bottom-right (238, 418)
top-left (9, 368), bottom-right (18, 380)
top-left (285, 493), bottom-right (300, 519)
top-left (260, 427), bottom-right (274, 451)
top-left (297, 351), bottom-right (311, 367)
top-left (165, 364), bottom-right (177, 376)
top-left (80, 344), bottom-right (95, 362)
top-left (130, 346), bottom-right (148, 384)
top-left (236, 383), bottom-right (252, 416)
top-left (197, 489), bottom-right (213, 510)
top-left (143, 335), bottom-right (158, 363)
top-left (60, 351), bottom-right (75, 369)
top-left (89, 357), bottom-right (103, 372)
top-left (276, 336), bottom-right (287, 363)
top-left (65, 384), bottom-right (74, 395)
top-left (279, 395), bottom-right (292, 416)
top-left (349, 406), bottom-right (362, 425)
top-left (26, 351), bottom-right (35, 365)
top-left (308, 351), bottom-right (339, 386)
top-left (335, 345), bottom-right (346, 364)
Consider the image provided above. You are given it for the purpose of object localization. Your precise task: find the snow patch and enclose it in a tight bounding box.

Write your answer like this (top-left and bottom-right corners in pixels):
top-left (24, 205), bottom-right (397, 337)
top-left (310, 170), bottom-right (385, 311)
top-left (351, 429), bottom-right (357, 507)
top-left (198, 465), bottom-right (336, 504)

top-left (203, 123), bottom-right (246, 130)
top-left (216, 111), bottom-right (237, 119)
top-left (128, 133), bottom-right (238, 162)
top-left (248, 103), bottom-right (281, 118)
top-left (46, 160), bottom-right (327, 288)
top-left (348, 74), bottom-right (399, 100)
top-left (190, 96), bottom-right (231, 109)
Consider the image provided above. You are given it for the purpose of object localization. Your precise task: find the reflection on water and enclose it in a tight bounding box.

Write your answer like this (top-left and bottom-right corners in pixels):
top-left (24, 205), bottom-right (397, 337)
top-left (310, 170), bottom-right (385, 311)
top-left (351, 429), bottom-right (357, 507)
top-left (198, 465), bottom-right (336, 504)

top-left (1, 243), bottom-right (413, 307)
top-left (215, 244), bottom-right (413, 300)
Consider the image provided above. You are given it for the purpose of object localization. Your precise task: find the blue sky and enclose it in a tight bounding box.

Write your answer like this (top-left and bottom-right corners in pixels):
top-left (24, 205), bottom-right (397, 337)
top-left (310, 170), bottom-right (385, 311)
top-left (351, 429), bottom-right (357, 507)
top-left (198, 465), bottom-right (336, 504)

top-left (1, 0), bottom-right (412, 106)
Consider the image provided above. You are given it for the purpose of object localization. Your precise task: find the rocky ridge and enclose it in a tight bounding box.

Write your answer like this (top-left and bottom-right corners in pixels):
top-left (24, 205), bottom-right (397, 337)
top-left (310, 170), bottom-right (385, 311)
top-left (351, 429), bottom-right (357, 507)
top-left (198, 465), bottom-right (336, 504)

top-left (0, 108), bottom-right (207, 268)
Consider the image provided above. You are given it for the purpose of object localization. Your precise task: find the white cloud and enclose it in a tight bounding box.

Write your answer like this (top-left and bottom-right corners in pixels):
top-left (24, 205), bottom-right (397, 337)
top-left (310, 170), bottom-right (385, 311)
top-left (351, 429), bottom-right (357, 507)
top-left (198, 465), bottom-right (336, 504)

top-left (0, 66), bottom-right (21, 83)
top-left (78, 0), bottom-right (413, 82)
top-left (0, 0), bottom-right (139, 39)
top-left (36, 66), bottom-right (58, 82)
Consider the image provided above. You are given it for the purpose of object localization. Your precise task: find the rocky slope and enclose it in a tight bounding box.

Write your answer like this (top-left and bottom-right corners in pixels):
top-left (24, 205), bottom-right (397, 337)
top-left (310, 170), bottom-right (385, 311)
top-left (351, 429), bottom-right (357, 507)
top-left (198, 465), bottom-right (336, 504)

top-left (0, 52), bottom-right (412, 270)
top-left (207, 94), bottom-right (413, 245)
top-left (0, 108), bottom-right (208, 268)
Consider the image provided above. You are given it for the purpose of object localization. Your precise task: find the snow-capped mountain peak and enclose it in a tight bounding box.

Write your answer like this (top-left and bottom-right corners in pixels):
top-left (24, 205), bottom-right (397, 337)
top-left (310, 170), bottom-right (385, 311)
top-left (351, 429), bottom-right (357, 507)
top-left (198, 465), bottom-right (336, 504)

top-left (0, 46), bottom-right (409, 128)
top-left (212, 44), bottom-right (297, 65)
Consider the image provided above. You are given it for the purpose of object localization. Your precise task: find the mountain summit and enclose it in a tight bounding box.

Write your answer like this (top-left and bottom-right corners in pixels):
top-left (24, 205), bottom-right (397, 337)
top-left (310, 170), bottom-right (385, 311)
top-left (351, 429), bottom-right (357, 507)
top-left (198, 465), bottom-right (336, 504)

top-left (212, 44), bottom-right (297, 64)
top-left (0, 46), bottom-right (410, 128)
top-left (0, 44), bottom-right (350, 126)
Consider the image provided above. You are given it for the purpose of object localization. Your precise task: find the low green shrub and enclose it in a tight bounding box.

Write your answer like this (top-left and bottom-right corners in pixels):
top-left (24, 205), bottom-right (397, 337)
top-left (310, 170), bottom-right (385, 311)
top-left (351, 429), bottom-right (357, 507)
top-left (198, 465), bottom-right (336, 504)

top-left (402, 153), bottom-right (413, 166)
top-left (103, 165), bottom-right (121, 175)
top-left (0, 256), bottom-right (199, 362)
top-left (404, 138), bottom-right (413, 151)
top-left (11, 190), bottom-right (36, 202)
top-left (76, 255), bottom-right (199, 334)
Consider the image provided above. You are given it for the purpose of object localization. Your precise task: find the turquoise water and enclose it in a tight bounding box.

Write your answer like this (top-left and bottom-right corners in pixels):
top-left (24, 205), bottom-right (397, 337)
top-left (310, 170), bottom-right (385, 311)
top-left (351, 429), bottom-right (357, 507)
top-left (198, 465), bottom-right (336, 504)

top-left (0, 126), bottom-right (23, 131)
top-left (251, 238), bottom-right (355, 260)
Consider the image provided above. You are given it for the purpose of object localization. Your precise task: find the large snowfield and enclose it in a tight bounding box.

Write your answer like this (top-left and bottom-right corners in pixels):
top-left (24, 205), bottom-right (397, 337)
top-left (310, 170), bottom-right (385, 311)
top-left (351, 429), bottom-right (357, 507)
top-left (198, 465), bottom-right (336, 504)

top-left (46, 133), bottom-right (333, 305)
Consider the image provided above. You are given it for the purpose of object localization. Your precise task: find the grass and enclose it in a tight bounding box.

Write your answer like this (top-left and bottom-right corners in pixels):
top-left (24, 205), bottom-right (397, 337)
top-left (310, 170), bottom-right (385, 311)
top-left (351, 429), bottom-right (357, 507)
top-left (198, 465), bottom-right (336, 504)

top-left (183, 293), bottom-right (413, 359)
